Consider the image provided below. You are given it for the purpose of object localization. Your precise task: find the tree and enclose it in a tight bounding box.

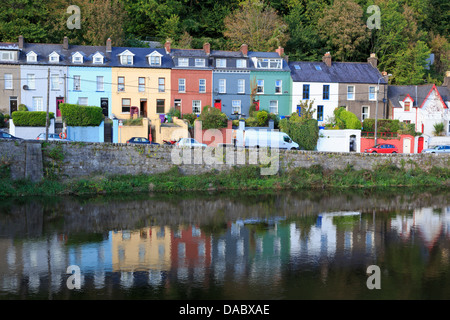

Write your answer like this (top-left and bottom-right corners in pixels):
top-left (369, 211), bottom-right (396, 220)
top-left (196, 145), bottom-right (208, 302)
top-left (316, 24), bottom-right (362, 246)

top-left (392, 40), bottom-right (431, 85)
top-left (223, 0), bottom-right (289, 51)
top-left (317, 0), bottom-right (370, 61)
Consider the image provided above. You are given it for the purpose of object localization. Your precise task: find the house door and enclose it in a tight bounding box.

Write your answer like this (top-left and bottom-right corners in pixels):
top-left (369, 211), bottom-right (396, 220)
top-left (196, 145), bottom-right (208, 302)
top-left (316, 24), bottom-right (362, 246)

top-left (418, 137), bottom-right (424, 153)
top-left (140, 99), bottom-right (147, 118)
top-left (56, 97), bottom-right (64, 117)
top-left (349, 135), bottom-right (356, 152)
top-left (9, 97), bottom-right (18, 114)
top-left (101, 98), bottom-right (109, 117)
top-left (403, 138), bottom-right (411, 154)
top-left (214, 99), bottom-right (221, 111)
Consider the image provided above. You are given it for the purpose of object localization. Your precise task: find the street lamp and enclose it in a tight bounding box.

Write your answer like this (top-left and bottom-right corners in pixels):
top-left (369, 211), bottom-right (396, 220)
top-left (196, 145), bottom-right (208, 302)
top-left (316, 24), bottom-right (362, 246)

top-left (374, 73), bottom-right (392, 145)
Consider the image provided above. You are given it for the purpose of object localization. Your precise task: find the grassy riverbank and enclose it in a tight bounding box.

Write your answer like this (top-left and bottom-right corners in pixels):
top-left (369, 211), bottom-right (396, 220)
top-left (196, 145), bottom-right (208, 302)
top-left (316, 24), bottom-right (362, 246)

top-left (1, 163), bottom-right (449, 198)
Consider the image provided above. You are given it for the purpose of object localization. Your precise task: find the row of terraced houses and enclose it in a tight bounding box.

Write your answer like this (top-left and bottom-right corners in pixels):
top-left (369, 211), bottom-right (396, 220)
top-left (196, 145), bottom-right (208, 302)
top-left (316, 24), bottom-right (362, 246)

top-left (1, 36), bottom-right (449, 137)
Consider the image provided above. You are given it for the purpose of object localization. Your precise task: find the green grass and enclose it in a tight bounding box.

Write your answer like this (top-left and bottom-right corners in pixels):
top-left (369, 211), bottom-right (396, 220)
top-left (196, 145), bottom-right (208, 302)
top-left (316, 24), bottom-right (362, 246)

top-left (0, 164), bottom-right (449, 198)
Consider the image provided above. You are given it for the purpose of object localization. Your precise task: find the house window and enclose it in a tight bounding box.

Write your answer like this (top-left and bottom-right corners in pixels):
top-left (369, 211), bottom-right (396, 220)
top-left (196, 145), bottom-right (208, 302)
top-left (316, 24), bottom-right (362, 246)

top-left (122, 98), bottom-right (131, 113)
top-left (32, 97), bottom-right (43, 111)
top-left (27, 74), bottom-right (36, 90)
top-left (257, 58), bottom-right (281, 69)
top-left (51, 74), bottom-right (60, 90)
top-left (257, 80), bottom-right (264, 94)
top-left (403, 120), bottom-right (411, 124)
top-left (195, 59), bottom-right (205, 67)
top-left (232, 100), bottom-right (241, 114)
top-left (192, 100), bottom-right (201, 114)
top-left (404, 101), bottom-right (410, 111)
top-left (0, 51), bottom-right (14, 62)
top-left (216, 59), bottom-right (226, 68)
top-left (219, 79), bottom-right (226, 93)
top-left (49, 52), bottom-right (59, 63)
top-left (323, 85), bottom-right (330, 100)
top-left (156, 99), bottom-right (165, 113)
top-left (118, 76), bottom-right (125, 92)
top-left (120, 55), bottom-right (133, 65)
top-left (269, 100), bottom-right (278, 114)
top-left (236, 59), bottom-right (246, 68)
top-left (275, 80), bottom-right (282, 94)
top-left (27, 52), bottom-right (37, 63)
top-left (178, 79), bottom-right (186, 93)
top-left (347, 86), bottom-right (355, 100)
top-left (73, 75), bottom-right (81, 91)
top-left (158, 78), bottom-right (165, 92)
top-left (78, 97), bottom-right (88, 106)
top-left (178, 58), bottom-right (188, 67)
top-left (137, 77), bottom-right (144, 92)
top-left (199, 79), bottom-right (206, 93)
top-left (237, 79), bottom-right (245, 94)
top-left (97, 76), bottom-right (104, 92)
top-left (150, 55), bottom-right (161, 66)
top-left (362, 106), bottom-right (369, 120)
top-left (72, 54), bottom-right (83, 63)
top-left (303, 84), bottom-right (310, 99)
top-left (317, 105), bottom-right (324, 121)
top-left (369, 86), bottom-right (376, 100)
top-left (4, 74), bottom-right (12, 90)
top-left (93, 54), bottom-right (103, 64)
top-left (314, 65), bottom-right (322, 71)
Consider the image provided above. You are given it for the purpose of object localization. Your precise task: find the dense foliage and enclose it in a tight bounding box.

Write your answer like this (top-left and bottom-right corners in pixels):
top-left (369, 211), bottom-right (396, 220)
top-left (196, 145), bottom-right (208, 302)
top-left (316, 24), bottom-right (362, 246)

top-left (11, 111), bottom-right (55, 127)
top-left (332, 107), bottom-right (362, 130)
top-left (0, 0), bottom-right (448, 84)
top-left (279, 115), bottom-right (319, 150)
top-left (197, 106), bottom-right (228, 129)
top-left (59, 103), bottom-right (104, 127)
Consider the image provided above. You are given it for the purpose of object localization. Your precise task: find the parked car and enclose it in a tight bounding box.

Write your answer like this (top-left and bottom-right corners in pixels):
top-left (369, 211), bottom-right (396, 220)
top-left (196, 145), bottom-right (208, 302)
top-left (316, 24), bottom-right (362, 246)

top-left (176, 138), bottom-right (207, 148)
top-left (421, 145), bottom-right (450, 153)
top-left (126, 137), bottom-right (159, 145)
top-left (364, 143), bottom-right (398, 153)
top-left (0, 131), bottom-right (22, 140)
top-left (36, 133), bottom-right (71, 141)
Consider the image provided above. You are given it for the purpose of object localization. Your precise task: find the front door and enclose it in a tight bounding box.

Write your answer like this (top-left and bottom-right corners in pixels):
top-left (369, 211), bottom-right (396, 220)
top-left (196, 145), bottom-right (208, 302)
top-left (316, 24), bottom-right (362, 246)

top-left (9, 97), bottom-right (18, 114)
top-left (101, 98), bottom-right (109, 117)
top-left (214, 99), bottom-right (221, 111)
top-left (418, 137), bottom-right (424, 153)
top-left (56, 97), bottom-right (64, 117)
top-left (140, 99), bottom-right (147, 118)
top-left (403, 138), bottom-right (411, 154)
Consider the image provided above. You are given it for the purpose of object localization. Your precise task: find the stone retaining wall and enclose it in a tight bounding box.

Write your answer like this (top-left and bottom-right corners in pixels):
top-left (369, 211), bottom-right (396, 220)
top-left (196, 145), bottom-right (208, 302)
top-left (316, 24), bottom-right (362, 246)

top-left (1, 140), bottom-right (449, 181)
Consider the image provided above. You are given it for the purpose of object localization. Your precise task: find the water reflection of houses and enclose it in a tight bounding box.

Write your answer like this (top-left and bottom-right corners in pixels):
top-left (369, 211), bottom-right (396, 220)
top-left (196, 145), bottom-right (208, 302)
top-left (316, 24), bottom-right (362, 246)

top-left (390, 207), bottom-right (450, 249)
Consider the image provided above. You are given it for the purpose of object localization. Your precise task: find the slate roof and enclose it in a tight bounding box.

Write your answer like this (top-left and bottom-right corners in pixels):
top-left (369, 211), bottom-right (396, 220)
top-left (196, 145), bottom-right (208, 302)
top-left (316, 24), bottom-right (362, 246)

top-left (210, 50), bottom-right (245, 58)
top-left (170, 48), bottom-right (209, 58)
top-left (388, 85), bottom-right (450, 108)
top-left (289, 61), bottom-right (387, 84)
top-left (110, 47), bottom-right (173, 68)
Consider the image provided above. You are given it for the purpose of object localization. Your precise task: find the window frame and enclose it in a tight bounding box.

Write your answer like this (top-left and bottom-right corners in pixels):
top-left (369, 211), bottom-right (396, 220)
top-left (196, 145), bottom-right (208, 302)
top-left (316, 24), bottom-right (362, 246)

top-left (117, 76), bottom-right (125, 92)
top-left (369, 86), bottom-right (376, 101)
top-left (275, 80), bottom-right (282, 94)
top-left (269, 100), bottom-right (278, 114)
top-left (232, 100), bottom-right (241, 114)
top-left (27, 74), bottom-right (36, 90)
top-left (347, 85), bottom-right (355, 100)
top-left (158, 77), bottom-right (165, 93)
top-left (96, 76), bottom-right (104, 92)
top-left (303, 84), bottom-right (310, 100)
top-left (156, 99), bottom-right (165, 114)
top-left (219, 79), bottom-right (226, 94)
top-left (199, 79), bottom-right (206, 93)
top-left (257, 79), bottom-right (264, 94)
top-left (73, 75), bottom-right (81, 91)
top-left (195, 58), bottom-right (205, 67)
top-left (317, 105), bottom-right (324, 121)
top-left (237, 79), bottom-right (245, 94)
top-left (362, 105), bottom-right (370, 120)
top-left (178, 58), bottom-right (189, 67)
top-left (121, 98), bottom-right (131, 113)
top-left (51, 74), bottom-right (60, 91)
top-left (192, 100), bottom-right (201, 114)
top-left (4, 74), bottom-right (13, 90)
top-left (138, 77), bottom-right (145, 92)
top-left (323, 85), bottom-right (330, 100)
top-left (178, 78), bottom-right (186, 93)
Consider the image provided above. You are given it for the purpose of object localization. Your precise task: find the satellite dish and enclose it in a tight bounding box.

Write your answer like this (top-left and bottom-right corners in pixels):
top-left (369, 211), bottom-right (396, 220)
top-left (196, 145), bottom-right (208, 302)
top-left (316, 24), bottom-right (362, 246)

top-left (23, 85), bottom-right (29, 90)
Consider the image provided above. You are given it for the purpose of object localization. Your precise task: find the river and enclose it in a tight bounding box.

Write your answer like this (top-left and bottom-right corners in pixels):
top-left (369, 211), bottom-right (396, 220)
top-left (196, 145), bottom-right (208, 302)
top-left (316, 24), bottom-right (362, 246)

top-left (1, 189), bottom-right (450, 300)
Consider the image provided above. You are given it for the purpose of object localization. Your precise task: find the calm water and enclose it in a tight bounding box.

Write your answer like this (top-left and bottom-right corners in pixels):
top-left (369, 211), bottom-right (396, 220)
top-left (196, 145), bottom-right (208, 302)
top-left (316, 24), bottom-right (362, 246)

top-left (1, 189), bottom-right (450, 300)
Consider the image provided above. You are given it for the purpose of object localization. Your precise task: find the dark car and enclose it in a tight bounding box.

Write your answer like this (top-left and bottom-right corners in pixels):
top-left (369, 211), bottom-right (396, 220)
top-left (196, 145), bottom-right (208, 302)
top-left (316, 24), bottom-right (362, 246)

top-left (364, 143), bottom-right (398, 153)
top-left (126, 137), bottom-right (159, 145)
top-left (0, 131), bottom-right (23, 140)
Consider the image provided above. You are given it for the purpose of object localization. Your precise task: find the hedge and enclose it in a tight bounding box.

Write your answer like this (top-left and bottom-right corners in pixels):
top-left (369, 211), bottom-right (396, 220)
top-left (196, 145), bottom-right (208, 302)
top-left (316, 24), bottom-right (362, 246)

top-left (59, 103), bottom-right (104, 127)
top-left (197, 105), bottom-right (228, 129)
top-left (12, 111), bottom-right (55, 127)
top-left (280, 118), bottom-right (319, 150)
top-left (334, 107), bottom-right (361, 129)
top-left (362, 119), bottom-right (400, 133)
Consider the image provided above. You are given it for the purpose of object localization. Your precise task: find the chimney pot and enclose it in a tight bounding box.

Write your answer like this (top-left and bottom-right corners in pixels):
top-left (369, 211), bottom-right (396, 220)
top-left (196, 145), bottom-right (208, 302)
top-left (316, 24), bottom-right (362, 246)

top-left (322, 52), bottom-right (332, 67)
top-left (18, 35), bottom-right (24, 49)
top-left (106, 38), bottom-right (112, 52)
top-left (275, 46), bottom-right (284, 57)
top-left (368, 53), bottom-right (378, 68)
top-left (240, 44), bottom-right (248, 56)
top-left (63, 36), bottom-right (69, 50)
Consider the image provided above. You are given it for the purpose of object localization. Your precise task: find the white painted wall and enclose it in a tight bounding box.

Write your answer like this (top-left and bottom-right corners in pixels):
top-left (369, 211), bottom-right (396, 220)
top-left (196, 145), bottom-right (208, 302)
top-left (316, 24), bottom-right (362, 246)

top-left (316, 129), bottom-right (361, 152)
top-left (10, 118), bottom-right (55, 139)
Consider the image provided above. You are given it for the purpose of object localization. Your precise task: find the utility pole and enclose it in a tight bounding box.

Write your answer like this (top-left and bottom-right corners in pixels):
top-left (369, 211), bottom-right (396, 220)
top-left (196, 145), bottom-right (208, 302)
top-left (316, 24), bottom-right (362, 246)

top-left (45, 68), bottom-right (50, 142)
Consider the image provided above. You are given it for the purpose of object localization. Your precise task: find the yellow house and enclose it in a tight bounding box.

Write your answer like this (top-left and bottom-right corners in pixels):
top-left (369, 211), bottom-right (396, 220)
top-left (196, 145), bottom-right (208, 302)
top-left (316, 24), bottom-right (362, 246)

top-left (111, 47), bottom-right (172, 120)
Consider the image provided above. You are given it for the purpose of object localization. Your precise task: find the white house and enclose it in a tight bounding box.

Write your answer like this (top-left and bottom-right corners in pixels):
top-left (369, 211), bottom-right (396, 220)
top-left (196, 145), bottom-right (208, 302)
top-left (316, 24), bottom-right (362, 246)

top-left (388, 84), bottom-right (450, 137)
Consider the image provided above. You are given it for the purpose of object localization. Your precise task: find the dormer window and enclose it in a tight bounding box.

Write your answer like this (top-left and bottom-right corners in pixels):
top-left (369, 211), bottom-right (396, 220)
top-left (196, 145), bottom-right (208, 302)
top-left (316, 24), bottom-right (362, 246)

top-left (216, 59), bottom-right (226, 68)
top-left (72, 52), bottom-right (83, 63)
top-left (26, 51), bottom-right (37, 63)
top-left (236, 59), bottom-right (246, 68)
top-left (118, 50), bottom-right (135, 65)
top-left (256, 58), bottom-right (281, 69)
top-left (178, 58), bottom-right (188, 67)
top-left (92, 52), bottom-right (104, 64)
top-left (147, 51), bottom-right (162, 66)
top-left (195, 58), bottom-right (205, 67)
top-left (49, 51), bottom-right (60, 63)
top-left (0, 51), bottom-right (15, 62)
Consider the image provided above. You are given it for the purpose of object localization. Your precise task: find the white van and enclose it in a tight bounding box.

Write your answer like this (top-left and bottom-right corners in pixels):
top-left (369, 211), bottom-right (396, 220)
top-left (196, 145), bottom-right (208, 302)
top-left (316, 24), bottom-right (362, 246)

top-left (235, 129), bottom-right (300, 150)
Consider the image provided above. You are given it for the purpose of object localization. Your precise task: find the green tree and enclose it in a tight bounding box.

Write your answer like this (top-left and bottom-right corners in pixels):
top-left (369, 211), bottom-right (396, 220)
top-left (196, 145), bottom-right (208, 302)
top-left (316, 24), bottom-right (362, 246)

top-left (392, 40), bottom-right (431, 85)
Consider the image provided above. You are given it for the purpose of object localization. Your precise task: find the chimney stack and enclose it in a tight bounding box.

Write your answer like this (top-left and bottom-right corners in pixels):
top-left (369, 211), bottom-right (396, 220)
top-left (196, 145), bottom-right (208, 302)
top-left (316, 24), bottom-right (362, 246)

top-left (367, 53), bottom-right (378, 68)
top-left (275, 46), bottom-right (284, 57)
top-left (240, 44), bottom-right (248, 57)
top-left (63, 36), bottom-right (69, 50)
top-left (18, 35), bottom-right (24, 49)
top-left (164, 40), bottom-right (171, 54)
top-left (203, 42), bottom-right (210, 55)
top-left (443, 70), bottom-right (450, 89)
top-left (322, 52), bottom-right (332, 67)
top-left (106, 38), bottom-right (112, 52)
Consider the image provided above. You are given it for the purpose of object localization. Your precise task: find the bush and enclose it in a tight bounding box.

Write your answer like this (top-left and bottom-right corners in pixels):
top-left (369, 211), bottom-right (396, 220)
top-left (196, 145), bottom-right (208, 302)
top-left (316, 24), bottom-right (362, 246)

top-left (182, 113), bottom-right (198, 126)
top-left (168, 108), bottom-right (181, 120)
top-left (197, 105), bottom-right (228, 129)
top-left (18, 104), bottom-right (28, 111)
top-left (362, 118), bottom-right (400, 134)
top-left (280, 117), bottom-right (319, 150)
top-left (59, 103), bottom-right (104, 127)
top-left (333, 107), bottom-right (361, 129)
top-left (12, 111), bottom-right (55, 127)
top-left (0, 113), bottom-right (4, 128)
top-left (256, 110), bottom-right (268, 126)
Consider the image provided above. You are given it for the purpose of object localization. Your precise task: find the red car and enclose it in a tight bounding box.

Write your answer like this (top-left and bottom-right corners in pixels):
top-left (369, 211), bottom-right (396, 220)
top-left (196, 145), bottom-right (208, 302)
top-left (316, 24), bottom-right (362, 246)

top-left (364, 144), bottom-right (398, 153)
